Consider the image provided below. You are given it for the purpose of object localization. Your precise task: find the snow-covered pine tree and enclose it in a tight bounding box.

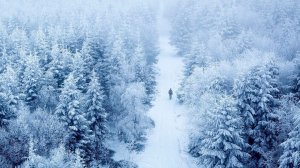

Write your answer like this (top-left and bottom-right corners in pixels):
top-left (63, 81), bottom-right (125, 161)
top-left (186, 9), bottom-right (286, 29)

top-left (129, 41), bottom-right (155, 105)
top-left (96, 31), bottom-right (126, 112)
top-left (0, 64), bottom-right (20, 114)
top-left (47, 45), bottom-right (73, 89)
top-left (184, 38), bottom-right (210, 77)
top-left (234, 67), bottom-right (258, 144)
top-left (0, 64), bottom-right (19, 94)
top-left (64, 24), bottom-right (82, 54)
top-left (32, 27), bottom-right (51, 68)
top-left (0, 46), bottom-right (8, 73)
top-left (21, 53), bottom-right (43, 110)
top-left (8, 28), bottom-right (29, 57)
top-left (235, 63), bottom-right (280, 167)
top-left (72, 51), bottom-right (90, 92)
top-left (291, 55), bottom-right (300, 103)
top-left (84, 71), bottom-right (113, 164)
top-left (170, 0), bottom-right (194, 56)
top-left (21, 142), bottom-right (79, 168)
top-left (143, 64), bottom-right (156, 105)
top-left (279, 106), bottom-right (300, 168)
top-left (55, 73), bottom-right (93, 167)
top-left (195, 93), bottom-right (248, 167)
top-left (95, 47), bottom-right (110, 99)
top-left (80, 38), bottom-right (98, 75)
top-left (119, 82), bottom-right (151, 152)
top-left (49, 144), bottom-right (76, 167)
top-left (80, 39), bottom-right (93, 65)
top-left (0, 23), bottom-right (8, 57)
top-left (107, 31), bottom-right (126, 87)
top-left (103, 31), bottom-right (129, 121)
top-left (254, 63), bottom-right (280, 167)
top-left (0, 91), bottom-right (16, 128)
top-left (23, 137), bottom-right (45, 168)
top-left (130, 40), bottom-right (146, 83)
top-left (82, 35), bottom-right (106, 71)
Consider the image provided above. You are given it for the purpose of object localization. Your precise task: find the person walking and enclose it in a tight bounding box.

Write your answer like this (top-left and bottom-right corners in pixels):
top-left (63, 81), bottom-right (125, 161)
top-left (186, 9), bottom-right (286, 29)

top-left (168, 88), bottom-right (173, 100)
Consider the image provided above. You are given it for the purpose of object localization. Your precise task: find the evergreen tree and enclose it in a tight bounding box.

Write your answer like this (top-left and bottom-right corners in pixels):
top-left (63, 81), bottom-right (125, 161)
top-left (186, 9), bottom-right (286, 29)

top-left (22, 143), bottom-right (78, 168)
top-left (184, 39), bottom-right (211, 77)
top-left (119, 82), bottom-right (150, 152)
top-left (21, 53), bottom-right (42, 110)
top-left (24, 137), bottom-right (43, 168)
top-left (95, 31), bottom-right (124, 103)
top-left (0, 47), bottom-right (8, 73)
top-left (99, 31), bottom-right (127, 114)
top-left (47, 46), bottom-right (73, 89)
top-left (235, 63), bottom-right (280, 167)
top-left (96, 49), bottom-right (112, 111)
top-left (55, 73), bottom-right (93, 167)
top-left (72, 51), bottom-right (90, 92)
top-left (0, 91), bottom-right (16, 128)
top-left (8, 28), bottom-right (29, 57)
top-left (80, 38), bottom-right (95, 76)
top-left (132, 41), bottom-right (156, 104)
top-left (84, 71), bottom-right (112, 164)
top-left (81, 37), bottom-right (103, 68)
top-left (279, 106), bottom-right (300, 168)
top-left (0, 1), bottom-right (162, 167)
top-left (32, 27), bottom-right (51, 68)
top-left (130, 41), bottom-right (146, 83)
top-left (291, 55), bottom-right (300, 102)
top-left (107, 32), bottom-right (126, 86)
top-left (193, 93), bottom-right (248, 167)
top-left (128, 41), bottom-right (155, 105)
top-left (49, 144), bottom-right (76, 168)
top-left (170, 0), bottom-right (194, 56)
top-left (143, 65), bottom-right (156, 105)
top-left (0, 64), bottom-right (19, 94)
top-left (254, 63), bottom-right (280, 167)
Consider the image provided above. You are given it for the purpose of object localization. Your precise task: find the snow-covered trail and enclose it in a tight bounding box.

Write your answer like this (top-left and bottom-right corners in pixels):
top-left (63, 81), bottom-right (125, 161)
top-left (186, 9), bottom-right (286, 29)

top-left (134, 3), bottom-right (193, 168)
top-left (135, 38), bottom-right (188, 168)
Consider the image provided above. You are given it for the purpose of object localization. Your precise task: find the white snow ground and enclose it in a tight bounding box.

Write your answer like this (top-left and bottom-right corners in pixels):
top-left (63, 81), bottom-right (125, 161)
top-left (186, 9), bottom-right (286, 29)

top-left (134, 37), bottom-right (190, 168)
top-left (113, 2), bottom-right (197, 168)
top-left (133, 3), bottom-right (196, 168)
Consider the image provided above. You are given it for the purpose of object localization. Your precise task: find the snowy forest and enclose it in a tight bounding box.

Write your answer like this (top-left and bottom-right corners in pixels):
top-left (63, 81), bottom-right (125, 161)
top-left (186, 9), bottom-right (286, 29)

top-left (0, 0), bottom-right (299, 168)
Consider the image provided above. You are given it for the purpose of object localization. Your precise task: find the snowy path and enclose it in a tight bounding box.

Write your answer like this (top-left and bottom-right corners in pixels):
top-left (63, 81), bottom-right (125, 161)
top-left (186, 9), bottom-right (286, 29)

top-left (134, 5), bottom-right (193, 167)
top-left (135, 37), bottom-right (189, 168)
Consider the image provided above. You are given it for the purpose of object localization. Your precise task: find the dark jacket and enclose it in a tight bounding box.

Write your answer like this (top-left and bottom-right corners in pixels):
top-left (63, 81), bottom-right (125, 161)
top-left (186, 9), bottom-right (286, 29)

top-left (168, 89), bottom-right (173, 95)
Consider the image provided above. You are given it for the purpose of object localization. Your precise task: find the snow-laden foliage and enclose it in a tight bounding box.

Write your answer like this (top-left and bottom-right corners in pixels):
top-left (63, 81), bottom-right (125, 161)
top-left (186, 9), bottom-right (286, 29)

top-left (279, 106), bottom-right (300, 168)
top-left (190, 93), bottom-right (248, 167)
top-left (170, 0), bottom-right (300, 61)
top-left (290, 54), bottom-right (300, 103)
top-left (83, 71), bottom-right (113, 164)
top-left (24, 108), bottom-right (66, 157)
top-left (119, 82), bottom-right (153, 151)
top-left (0, 120), bottom-right (29, 167)
top-left (21, 53), bottom-right (43, 110)
top-left (0, 0), bottom-right (299, 167)
top-left (171, 0), bottom-right (300, 167)
top-left (235, 62), bottom-right (280, 167)
top-left (0, 0), bottom-right (158, 167)
top-left (0, 91), bottom-right (17, 128)
top-left (178, 61), bottom-right (233, 105)
top-left (22, 143), bottom-right (81, 168)
top-left (56, 73), bottom-right (94, 167)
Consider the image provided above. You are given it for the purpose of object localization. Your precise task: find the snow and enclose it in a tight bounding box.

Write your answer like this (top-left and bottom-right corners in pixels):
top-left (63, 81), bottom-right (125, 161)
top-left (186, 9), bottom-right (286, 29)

top-left (134, 37), bottom-right (191, 168)
top-left (112, 3), bottom-right (197, 167)
top-left (132, 3), bottom-right (196, 168)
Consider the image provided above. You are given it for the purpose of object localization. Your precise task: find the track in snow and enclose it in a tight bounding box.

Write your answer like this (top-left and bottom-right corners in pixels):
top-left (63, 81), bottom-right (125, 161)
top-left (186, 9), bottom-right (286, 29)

top-left (134, 4), bottom-right (192, 167)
